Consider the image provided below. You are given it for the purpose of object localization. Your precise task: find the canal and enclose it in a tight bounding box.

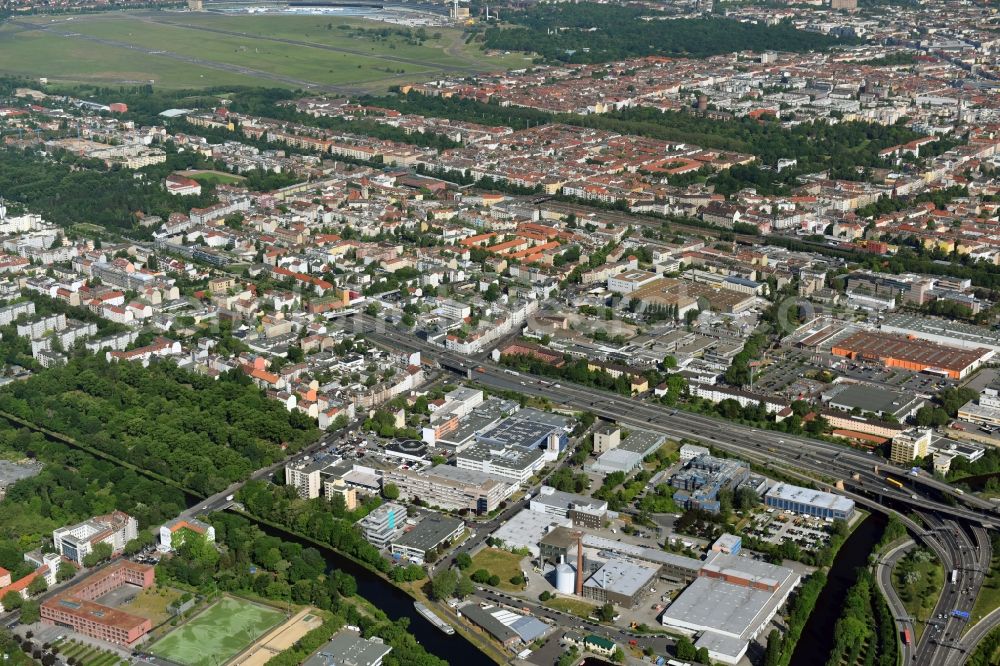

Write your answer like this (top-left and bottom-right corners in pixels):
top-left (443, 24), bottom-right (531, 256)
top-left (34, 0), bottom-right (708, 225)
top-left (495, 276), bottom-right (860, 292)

top-left (252, 520), bottom-right (489, 665)
top-left (789, 512), bottom-right (887, 666)
top-left (949, 470), bottom-right (1000, 492)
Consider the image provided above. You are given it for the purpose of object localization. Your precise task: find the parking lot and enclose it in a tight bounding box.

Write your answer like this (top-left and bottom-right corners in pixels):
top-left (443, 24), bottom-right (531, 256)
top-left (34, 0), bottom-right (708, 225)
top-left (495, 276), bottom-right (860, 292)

top-left (745, 510), bottom-right (833, 551)
top-left (755, 346), bottom-right (956, 401)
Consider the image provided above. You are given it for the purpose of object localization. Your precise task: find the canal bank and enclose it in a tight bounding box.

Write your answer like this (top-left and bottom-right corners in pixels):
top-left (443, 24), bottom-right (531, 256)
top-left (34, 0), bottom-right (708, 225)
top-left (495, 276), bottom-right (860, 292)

top-left (0, 414), bottom-right (500, 666)
top-left (251, 517), bottom-right (498, 665)
top-left (790, 512), bottom-right (887, 666)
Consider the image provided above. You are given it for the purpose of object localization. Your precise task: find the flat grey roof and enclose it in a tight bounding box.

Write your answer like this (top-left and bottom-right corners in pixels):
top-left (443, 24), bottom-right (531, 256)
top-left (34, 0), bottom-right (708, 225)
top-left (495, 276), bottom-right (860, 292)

top-left (305, 629), bottom-right (391, 666)
top-left (438, 412), bottom-right (498, 447)
top-left (583, 559), bottom-right (659, 597)
top-left (765, 482), bottom-right (855, 513)
top-left (594, 421), bottom-right (619, 436)
top-left (427, 464), bottom-right (507, 489)
top-left (473, 397), bottom-right (520, 421)
top-left (511, 407), bottom-right (574, 430)
top-left (533, 486), bottom-right (608, 513)
top-left (459, 444), bottom-right (544, 469)
top-left (826, 384), bottom-right (921, 417)
top-left (492, 508), bottom-right (571, 551)
top-left (588, 448), bottom-right (643, 472)
top-left (661, 576), bottom-right (775, 638)
top-left (695, 630), bottom-right (750, 660)
top-left (479, 416), bottom-right (555, 450)
top-left (583, 534), bottom-right (703, 572)
top-left (392, 514), bottom-right (464, 552)
top-left (619, 430), bottom-right (667, 456)
top-left (882, 312), bottom-right (1000, 348)
top-left (446, 386), bottom-right (482, 402)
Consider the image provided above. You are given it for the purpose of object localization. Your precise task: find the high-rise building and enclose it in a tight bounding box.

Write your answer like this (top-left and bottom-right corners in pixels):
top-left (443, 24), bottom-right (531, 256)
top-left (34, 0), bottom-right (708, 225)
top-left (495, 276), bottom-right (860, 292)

top-left (890, 429), bottom-right (932, 465)
top-left (285, 459), bottom-right (324, 499)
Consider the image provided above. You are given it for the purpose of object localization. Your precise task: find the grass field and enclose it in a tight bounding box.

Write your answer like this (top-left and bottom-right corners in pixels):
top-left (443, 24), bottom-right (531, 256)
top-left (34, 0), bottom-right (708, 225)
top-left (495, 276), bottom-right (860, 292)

top-left (470, 548), bottom-right (526, 592)
top-left (148, 597), bottom-right (284, 666)
top-left (891, 547), bottom-right (943, 642)
top-left (0, 12), bottom-right (526, 90)
top-left (542, 596), bottom-right (599, 620)
top-left (120, 586), bottom-right (185, 626)
top-left (183, 170), bottom-right (245, 185)
top-left (970, 546), bottom-right (1000, 632)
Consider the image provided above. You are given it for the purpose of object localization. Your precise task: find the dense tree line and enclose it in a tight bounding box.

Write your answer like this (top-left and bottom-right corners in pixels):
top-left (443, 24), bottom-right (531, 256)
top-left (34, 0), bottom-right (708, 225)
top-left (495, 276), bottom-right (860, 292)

top-left (767, 235), bottom-right (1000, 290)
top-left (966, 612), bottom-right (1000, 666)
top-left (947, 447), bottom-right (1000, 486)
top-left (856, 184), bottom-right (968, 218)
top-left (482, 4), bottom-right (851, 63)
top-left (498, 352), bottom-right (667, 396)
top-left (237, 480), bottom-right (392, 575)
top-left (225, 90), bottom-right (460, 151)
top-left (853, 52), bottom-right (919, 67)
top-left (824, 569), bottom-right (898, 666)
top-left (774, 572), bottom-right (827, 666)
top-left (0, 356), bottom-right (319, 495)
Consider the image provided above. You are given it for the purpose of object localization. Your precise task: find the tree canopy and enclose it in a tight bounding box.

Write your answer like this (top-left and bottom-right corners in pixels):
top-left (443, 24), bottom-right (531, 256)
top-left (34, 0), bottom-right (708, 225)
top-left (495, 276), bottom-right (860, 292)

top-left (483, 4), bottom-right (852, 63)
top-left (0, 356), bottom-right (319, 495)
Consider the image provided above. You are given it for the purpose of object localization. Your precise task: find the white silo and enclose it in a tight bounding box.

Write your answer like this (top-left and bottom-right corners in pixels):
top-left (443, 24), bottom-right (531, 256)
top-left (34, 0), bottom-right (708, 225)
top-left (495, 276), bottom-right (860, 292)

top-left (555, 559), bottom-right (576, 595)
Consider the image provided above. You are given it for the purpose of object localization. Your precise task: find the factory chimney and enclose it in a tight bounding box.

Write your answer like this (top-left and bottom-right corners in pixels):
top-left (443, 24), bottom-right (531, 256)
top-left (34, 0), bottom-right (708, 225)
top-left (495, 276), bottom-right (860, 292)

top-left (575, 531), bottom-right (584, 596)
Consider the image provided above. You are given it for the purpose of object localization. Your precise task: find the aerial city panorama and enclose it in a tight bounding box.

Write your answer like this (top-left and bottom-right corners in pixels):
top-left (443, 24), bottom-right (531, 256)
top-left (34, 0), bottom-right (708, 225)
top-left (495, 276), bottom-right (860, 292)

top-left (0, 0), bottom-right (999, 665)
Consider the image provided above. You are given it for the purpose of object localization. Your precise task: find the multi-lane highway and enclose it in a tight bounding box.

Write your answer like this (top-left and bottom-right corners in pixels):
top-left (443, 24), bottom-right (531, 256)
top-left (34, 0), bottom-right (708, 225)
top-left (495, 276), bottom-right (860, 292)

top-left (348, 314), bottom-right (999, 527)
top-left (875, 538), bottom-right (917, 664)
top-left (914, 515), bottom-right (992, 666)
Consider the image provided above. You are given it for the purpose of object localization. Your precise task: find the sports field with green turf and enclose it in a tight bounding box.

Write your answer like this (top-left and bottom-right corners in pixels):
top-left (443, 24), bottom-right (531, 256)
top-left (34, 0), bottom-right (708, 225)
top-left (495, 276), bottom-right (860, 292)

top-left (0, 11), bottom-right (526, 90)
top-left (147, 597), bottom-right (284, 666)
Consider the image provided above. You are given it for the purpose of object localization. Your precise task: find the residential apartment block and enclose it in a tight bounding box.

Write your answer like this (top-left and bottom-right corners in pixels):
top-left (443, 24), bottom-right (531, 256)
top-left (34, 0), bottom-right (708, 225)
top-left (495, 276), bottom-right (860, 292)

top-left (52, 511), bottom-right (138, 565)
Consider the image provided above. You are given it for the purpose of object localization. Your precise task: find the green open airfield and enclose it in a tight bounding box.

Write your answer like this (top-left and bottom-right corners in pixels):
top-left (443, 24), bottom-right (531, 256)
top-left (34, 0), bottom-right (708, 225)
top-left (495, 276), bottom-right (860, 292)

top-left (147, 596), bottom-right (285, 666)
top-left (0, 11), bottom-right (526, 90)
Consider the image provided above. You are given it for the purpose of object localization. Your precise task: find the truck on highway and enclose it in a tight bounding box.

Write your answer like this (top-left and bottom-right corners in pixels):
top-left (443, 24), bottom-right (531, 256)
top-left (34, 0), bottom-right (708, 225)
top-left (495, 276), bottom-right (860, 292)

top-left (901, 628), bottom-right (911, 646)
top-left (951, 609), bottom-right (970, 620)
top-left (951, 569), bottom-right (959, 585)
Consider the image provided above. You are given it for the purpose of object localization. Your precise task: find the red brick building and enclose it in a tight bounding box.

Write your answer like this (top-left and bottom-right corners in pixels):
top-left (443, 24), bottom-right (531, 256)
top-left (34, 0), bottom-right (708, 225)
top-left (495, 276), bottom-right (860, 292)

top-left (41, 561), bottom-right (154, 647)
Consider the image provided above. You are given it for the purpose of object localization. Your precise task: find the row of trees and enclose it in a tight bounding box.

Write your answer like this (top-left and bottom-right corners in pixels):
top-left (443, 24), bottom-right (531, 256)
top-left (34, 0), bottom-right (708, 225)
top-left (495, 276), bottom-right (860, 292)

top-left (498, 352), bottom-right (666, 397)
top-left (370, 91), bottom-right (924, 181)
